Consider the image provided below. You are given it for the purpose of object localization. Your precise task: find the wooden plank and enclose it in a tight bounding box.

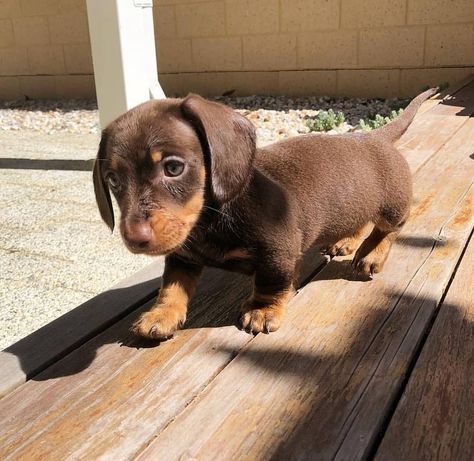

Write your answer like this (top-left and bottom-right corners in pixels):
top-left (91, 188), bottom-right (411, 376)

top-left (135, 120), bottom-right (474, 460)
top-left (1, 77), bottom-right (469, 400)
top-left (0, 80), bottom-right (472, 460)
top-left (375, 234), bottom-right (474, 461)
top-left (0, 270), bottom-right (252, 461)
top-left (0, 248), bottom-right (325, 460)
top-left (414, 74), bottom-right (474, 116)
top-left (395, 78), bottom-right (474, 173)
top-left (0, 259), bottom-right (164, 398)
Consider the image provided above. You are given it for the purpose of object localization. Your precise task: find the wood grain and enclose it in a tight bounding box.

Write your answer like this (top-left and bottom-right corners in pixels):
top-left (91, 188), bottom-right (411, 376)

top-left (0, 79), bottom-right (473, 461)
top-left (0, 260), bottom-right (164, 398)
top-left (396, 78), bottom-right (474, 173)
top-left (0, 248), bottom-right (325, 460)
top-left (135, 101), bottom-right (474, 460)
top-left (1, 76), bottom-right (470, 400)
top-left (414, 73), bottom-right (474, 116)
top-left (375, 234), bottom-right (474, 460)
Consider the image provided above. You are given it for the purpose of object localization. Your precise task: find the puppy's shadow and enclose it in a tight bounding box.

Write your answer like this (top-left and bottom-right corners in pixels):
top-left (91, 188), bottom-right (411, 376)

top-left (9, 250), bottom-right (366, 382)
top-left (186, 255), bottom-right (371, 332)
top-left (312, 258), bottom-right (372, 283)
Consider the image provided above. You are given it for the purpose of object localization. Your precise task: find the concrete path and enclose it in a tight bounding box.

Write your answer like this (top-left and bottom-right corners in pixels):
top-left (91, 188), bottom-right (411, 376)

top-left (0, 131), bottom-right (160, 350)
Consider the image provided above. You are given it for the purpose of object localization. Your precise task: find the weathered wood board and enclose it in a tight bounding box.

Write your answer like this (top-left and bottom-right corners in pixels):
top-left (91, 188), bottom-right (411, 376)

top-left (0, 78), bottom-right (473, 461)
top-left (0, 249), bottom-right (325, 460)
top-left (375, 233), bottom-right (474, 461)
top-left (0, 260), bottom-right (164, 398)
top-left (135, 97), bottom-right (474, 460)
top-left (414, 74), bottom-right (474, 116)
top-left (396, 81), bottom-right (474, 172)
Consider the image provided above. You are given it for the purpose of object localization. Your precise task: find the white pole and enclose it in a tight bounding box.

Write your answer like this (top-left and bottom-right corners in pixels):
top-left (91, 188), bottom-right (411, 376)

top-left (86, 0), bottom-right (165, 129)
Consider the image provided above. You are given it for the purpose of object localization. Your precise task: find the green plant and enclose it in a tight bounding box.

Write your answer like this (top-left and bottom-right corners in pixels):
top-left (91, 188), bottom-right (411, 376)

top-left (358, 108), bottom-right (404, 132)
top-left (421, 81), bottom-right (449, 92)
top-left (306, 109), bottom-right (345, 132)
top-left (439, 81), bottom-right (449, 92)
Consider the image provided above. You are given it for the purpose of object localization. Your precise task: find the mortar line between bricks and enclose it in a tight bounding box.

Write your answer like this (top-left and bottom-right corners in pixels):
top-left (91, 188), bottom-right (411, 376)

top-left (160, 65), bottom-right (474, 75)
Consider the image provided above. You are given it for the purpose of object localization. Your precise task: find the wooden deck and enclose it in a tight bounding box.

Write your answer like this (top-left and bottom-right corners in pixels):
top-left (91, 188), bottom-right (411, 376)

top-left (1, 77), bottom-right (473, 461)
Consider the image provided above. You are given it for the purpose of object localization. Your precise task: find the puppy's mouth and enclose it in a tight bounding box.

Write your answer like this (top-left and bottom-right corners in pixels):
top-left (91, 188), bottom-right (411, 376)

top-left (122, 228), bottom-right (189, 256)
top-left (121, 191), bottom-right (204, 256)
top-left (121, 214), bottom-right (194, 256)
top-left (126, 241), bottom-right (184, 256)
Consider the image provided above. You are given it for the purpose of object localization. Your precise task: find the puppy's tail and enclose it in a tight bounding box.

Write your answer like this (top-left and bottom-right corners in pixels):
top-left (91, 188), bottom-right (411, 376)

top-left (372, 87), bottom-right (438, 143)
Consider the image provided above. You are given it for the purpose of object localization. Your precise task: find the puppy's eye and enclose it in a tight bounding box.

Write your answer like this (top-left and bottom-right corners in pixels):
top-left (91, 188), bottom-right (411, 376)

top-left (106, 172), bottom-right (120, 190)
top-left (163, 159), bottom-right (185, 177)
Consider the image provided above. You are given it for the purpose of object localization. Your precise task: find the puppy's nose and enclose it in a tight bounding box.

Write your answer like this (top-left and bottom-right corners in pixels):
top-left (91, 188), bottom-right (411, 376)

top-left (124, 221), bottom-right (152, 248)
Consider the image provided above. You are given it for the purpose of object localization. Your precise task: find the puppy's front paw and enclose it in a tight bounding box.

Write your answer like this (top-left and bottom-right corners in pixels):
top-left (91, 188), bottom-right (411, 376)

top-left (132, 306), bottom-right (186, 340)
top-left (238, 301), bottom-right (284, 335)
top-left (352, 250), bottom-right (386, 277)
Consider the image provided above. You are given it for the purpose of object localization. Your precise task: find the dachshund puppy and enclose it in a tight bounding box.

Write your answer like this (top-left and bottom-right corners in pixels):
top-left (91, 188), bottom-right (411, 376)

top-left (93, 88), bottom-right (436, 339)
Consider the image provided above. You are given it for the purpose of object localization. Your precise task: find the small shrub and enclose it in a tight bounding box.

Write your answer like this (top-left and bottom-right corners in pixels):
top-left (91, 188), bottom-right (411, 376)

top-left (306, 109), bottom-right (345, 132)
top-left (358, 108), bottom-right (404, 132)
top-left (439, 81), bottom-right (449, 92)
top-left (421, 81), bottom-right (449, 92)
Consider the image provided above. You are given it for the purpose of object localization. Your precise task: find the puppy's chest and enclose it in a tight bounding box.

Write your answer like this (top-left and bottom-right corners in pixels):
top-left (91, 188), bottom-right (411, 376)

top-left (177, 237), bottom-right (255, 275)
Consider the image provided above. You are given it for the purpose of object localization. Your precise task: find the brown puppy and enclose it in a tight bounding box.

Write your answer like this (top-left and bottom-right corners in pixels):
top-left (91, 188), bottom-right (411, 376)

top-left (93, 88), bottom-right (436, 339)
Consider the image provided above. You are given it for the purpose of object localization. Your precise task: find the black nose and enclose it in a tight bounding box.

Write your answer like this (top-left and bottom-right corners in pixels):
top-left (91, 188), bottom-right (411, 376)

top-left (124, 221), bottom-right (152, 248)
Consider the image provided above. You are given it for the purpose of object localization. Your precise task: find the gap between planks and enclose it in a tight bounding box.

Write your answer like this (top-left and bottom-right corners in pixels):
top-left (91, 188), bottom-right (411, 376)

top-left (1, 75), bottom-right (471, 399)
top-left (0, 78), bottom-right (474, 457)
top-left (133, 94), bottom-right (474, 460)
top-left (374, 225), bottom-right (474, 461)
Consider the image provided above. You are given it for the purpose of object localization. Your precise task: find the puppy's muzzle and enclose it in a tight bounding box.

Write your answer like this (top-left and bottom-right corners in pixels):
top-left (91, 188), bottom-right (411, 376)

top-left (123, 219), bottom-right (153, 250)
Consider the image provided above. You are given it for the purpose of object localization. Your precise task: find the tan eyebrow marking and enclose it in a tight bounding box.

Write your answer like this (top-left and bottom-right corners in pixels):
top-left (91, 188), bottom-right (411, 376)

top-left (110, 157), bottom-right (118, 170)
top-left (150, 150), bottom-right (163, 163)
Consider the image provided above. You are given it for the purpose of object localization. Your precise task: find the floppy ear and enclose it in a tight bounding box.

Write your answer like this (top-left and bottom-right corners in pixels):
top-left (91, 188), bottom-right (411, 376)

top-left (92, 130), bottom-right (114, 231)
top-left (181, 94), bottom-right (256, 203)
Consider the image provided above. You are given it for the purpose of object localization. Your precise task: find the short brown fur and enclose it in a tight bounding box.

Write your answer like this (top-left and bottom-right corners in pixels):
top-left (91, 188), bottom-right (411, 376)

top-left (93, 89), bottom-right (437, 339)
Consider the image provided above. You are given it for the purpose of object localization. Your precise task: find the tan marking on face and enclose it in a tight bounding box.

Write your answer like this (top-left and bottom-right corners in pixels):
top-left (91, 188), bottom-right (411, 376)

top-left (150, 150), bottom-right (163, 163)
top-left (176, 190), bottom-right (205, 223)
top-left (148, 189), bottom-right (205, 254)
top-left (199, 166), bottom-right (206, 182)
top-left (110, 157), bottom-right (118, 170)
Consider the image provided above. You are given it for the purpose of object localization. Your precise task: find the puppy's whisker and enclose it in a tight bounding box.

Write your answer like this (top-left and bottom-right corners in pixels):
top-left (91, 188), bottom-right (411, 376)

top-left (203, 205), bottom-right (232, 220)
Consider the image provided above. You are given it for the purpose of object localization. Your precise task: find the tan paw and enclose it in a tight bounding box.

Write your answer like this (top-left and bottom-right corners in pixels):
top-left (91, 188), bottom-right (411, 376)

top-left (323, 238), bottom-right (359, 257)
top-left (132, 306), bottom-right (186, 340)
top-left (352, 250), bottom-right (387, 277)
top-left (238, 302), bottom-right (284, 335)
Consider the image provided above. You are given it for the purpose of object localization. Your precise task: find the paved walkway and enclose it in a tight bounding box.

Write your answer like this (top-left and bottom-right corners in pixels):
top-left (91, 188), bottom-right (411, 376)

top-left (0, 131), bottom-right (159, 350)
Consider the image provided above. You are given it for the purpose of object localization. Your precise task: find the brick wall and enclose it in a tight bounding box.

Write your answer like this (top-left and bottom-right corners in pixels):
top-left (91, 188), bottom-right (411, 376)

top-left (0, 0), bottom-right (94, 99)
top-left (0, 0), bottom-right (473, 100)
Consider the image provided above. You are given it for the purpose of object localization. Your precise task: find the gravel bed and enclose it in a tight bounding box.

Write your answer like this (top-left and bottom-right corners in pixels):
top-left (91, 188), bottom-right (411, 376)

top-left (0, 96), bottom-right (408, 144)
top-left (0, 99), bottom-right (99, 135)
top-left (0, 94), bottom-right (409, 349)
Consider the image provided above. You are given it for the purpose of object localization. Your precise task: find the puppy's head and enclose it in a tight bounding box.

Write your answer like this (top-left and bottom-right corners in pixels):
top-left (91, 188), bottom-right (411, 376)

top-left (93, 94), bottom-right (256, 255)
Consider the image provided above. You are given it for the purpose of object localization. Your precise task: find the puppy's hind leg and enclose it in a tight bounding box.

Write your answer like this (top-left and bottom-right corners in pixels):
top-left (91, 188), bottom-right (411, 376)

top-left (323, 223), bottom-right (372, 257)
top-left (352, 215), bottom-right (408, 277)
